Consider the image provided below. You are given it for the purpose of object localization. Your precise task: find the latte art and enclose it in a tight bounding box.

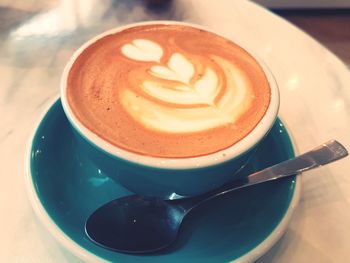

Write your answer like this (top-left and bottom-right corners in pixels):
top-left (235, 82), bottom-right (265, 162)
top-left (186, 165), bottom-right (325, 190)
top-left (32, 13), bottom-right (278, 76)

top-left (120, 40), bottom-right (252, 133)
top-left (66, 24), bottom-right (271, 158)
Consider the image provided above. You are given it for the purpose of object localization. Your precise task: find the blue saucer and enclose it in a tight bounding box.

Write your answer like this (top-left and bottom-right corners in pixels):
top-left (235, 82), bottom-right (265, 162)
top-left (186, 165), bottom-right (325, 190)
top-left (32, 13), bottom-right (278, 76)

top-left (27, 99), bottom-right (299, 262)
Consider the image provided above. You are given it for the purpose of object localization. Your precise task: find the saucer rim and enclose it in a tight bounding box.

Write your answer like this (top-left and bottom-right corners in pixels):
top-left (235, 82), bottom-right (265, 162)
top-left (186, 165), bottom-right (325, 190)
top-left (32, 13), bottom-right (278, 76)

top-left (25, 96), bottom-right (301, 263)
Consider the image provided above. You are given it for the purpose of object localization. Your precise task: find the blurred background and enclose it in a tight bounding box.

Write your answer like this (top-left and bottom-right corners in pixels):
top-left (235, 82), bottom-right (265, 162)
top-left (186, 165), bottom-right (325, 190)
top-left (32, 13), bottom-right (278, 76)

top-left (0, 0), bottom-right (349, 67)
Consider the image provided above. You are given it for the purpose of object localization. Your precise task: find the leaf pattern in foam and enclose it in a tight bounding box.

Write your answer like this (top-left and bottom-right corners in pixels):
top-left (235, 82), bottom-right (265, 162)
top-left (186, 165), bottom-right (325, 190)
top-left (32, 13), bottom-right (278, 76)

top-left (167, 53), bottom-right (194, 84)
top-left (121, 39), bottom-right (163, 62)
top-left (150, 53), bottom-right (194, 85)
top-left (193, 68), bottom-right (218, 105)
top-left (121, 39), bottom-right (222, 107)
top-left (150, 66), bottom-right (187, 85)
top-left (146, 53), bottom-right (218, 105)
top-left (142, 82), bottom-right (212, 105)
top-left (119, 39), bottom-right (254, 132)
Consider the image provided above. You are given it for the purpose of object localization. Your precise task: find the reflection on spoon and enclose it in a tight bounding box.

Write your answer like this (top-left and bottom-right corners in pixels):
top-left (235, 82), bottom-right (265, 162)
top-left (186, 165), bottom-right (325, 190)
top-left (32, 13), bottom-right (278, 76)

top-left (85, 140), bottom-right (347, 254)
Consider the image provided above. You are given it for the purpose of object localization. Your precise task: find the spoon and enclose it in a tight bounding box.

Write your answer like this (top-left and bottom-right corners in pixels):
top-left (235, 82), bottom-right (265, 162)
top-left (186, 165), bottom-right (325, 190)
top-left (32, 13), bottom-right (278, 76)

top-left (85, 140), bottom-right (347, 254)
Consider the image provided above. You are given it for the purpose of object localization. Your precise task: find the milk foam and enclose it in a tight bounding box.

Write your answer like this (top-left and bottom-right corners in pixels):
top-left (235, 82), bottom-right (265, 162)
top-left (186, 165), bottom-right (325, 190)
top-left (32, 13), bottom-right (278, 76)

top-left (120, 39), bottom-right (252, 133)
top-left (66, 24), bottom-right (271, 157)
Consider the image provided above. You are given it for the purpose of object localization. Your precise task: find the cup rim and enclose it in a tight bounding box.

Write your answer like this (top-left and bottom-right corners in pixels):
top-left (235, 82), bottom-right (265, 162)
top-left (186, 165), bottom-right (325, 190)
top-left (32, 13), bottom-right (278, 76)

top-left (60, 20), bottom-right (279, 169)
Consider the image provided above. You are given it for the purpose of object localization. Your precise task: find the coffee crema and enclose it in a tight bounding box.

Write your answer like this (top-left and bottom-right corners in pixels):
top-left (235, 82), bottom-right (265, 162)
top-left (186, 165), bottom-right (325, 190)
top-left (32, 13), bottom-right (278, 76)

top-left (67, 24), bottom-right (271, 158)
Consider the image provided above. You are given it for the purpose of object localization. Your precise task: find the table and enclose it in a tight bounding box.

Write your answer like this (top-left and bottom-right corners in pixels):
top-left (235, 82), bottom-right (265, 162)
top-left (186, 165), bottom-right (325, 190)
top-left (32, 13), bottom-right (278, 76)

top-left (1, 1), bottom-right (349, 262)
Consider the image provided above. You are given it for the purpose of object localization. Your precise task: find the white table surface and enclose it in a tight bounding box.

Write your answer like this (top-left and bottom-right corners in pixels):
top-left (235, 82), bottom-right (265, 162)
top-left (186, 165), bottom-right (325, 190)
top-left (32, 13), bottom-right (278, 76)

top-left (1, 0), bottom-right (350, 262)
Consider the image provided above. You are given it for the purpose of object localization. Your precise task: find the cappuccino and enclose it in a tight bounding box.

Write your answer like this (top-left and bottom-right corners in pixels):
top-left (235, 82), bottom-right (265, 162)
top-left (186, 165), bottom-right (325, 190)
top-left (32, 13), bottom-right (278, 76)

top-left (66, 24), bottom-right (271, 158)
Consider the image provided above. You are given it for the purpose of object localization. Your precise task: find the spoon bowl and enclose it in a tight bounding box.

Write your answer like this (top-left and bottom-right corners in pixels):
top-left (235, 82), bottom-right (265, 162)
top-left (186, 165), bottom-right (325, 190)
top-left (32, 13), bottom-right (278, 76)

top-left (86, 195), bottom-right (185, 253)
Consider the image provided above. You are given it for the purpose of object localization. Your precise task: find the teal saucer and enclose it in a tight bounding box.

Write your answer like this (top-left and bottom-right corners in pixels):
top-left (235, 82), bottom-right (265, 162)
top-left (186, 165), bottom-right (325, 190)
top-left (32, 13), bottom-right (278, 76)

top-left (27, 99), bottom-right (300, 262)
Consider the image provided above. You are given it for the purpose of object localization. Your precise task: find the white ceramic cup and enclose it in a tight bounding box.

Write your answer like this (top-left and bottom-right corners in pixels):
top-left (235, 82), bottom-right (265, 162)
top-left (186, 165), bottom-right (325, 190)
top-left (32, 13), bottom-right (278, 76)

top-left (60, 21), bottom-right (280, 199)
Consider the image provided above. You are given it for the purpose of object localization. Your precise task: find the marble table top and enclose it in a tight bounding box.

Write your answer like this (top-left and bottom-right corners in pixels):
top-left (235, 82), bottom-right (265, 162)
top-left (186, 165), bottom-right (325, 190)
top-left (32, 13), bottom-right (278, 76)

top-left (1, 0), bottom-right (350, 262)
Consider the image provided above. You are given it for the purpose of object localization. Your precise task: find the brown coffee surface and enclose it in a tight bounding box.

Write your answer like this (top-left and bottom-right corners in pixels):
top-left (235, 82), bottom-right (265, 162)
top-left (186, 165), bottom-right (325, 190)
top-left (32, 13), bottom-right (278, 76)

top-left (66, 24), bottom-right (271, 158)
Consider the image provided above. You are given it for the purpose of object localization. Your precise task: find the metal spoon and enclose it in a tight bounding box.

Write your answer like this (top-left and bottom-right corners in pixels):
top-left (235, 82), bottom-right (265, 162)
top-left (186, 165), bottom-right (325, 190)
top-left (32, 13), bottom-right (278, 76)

top-left (85, 140), bottom-right (347, 254)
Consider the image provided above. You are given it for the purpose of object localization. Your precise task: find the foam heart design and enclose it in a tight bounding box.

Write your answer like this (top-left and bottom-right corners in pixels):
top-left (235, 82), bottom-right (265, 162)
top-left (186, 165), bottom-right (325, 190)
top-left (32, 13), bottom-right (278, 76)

top-left (121, 39), bottom-right (163, 62)
top-left (119, 38), bottom-right (251, 133)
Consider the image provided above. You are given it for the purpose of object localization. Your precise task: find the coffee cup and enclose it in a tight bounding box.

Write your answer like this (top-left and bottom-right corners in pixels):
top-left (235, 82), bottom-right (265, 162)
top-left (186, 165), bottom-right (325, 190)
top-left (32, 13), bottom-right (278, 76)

top-left (60, 21), bottom-right (279, 199)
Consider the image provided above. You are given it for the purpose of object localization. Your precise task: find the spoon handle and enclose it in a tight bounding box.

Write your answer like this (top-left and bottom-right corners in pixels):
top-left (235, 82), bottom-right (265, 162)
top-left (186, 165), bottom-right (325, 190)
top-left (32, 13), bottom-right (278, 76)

top-left (178, 140), bottom-right (348, 211)
top-left (241, 139), bottom-right (347, 187)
